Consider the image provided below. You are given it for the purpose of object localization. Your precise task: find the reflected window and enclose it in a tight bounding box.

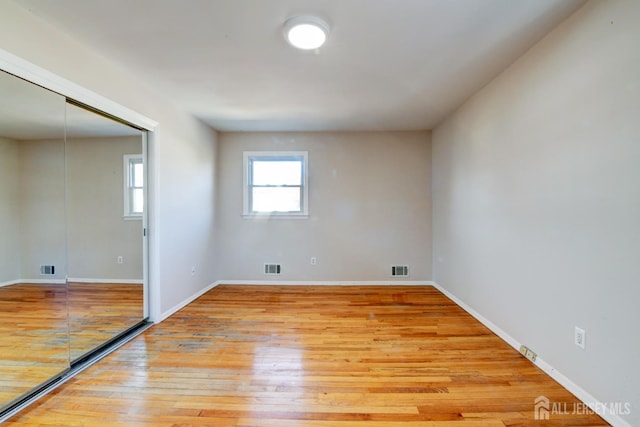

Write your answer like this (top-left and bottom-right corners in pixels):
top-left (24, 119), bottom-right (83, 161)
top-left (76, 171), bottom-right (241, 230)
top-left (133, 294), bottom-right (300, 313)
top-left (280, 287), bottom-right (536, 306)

top-left (124, 154), bottom-right (143, 218)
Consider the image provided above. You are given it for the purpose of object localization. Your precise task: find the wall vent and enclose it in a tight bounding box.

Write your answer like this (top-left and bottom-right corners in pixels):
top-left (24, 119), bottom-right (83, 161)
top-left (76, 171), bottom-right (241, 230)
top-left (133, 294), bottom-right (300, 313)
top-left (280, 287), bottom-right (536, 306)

top-left (391, 265), bottom-right (409, 277)
top-left (264, 263), bottom-right (281, 275)
top-left (40, 265), bottom-right (55, 275)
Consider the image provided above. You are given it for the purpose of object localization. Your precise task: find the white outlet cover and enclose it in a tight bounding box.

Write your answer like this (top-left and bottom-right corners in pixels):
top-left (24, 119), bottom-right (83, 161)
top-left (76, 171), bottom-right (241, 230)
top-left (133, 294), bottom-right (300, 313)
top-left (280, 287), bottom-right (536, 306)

top-left (575, 327), bottom-right (586, 349)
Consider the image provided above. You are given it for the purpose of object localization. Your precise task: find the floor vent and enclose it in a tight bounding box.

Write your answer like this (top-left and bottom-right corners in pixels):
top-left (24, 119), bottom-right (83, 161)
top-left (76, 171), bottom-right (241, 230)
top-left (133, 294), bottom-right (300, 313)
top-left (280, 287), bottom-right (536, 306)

top-left (40, 265), bottom-right (55, 275)
top-left (264, 263), bottom-right (281, 275)
top-left (391, 265), bottom-right (409, 277)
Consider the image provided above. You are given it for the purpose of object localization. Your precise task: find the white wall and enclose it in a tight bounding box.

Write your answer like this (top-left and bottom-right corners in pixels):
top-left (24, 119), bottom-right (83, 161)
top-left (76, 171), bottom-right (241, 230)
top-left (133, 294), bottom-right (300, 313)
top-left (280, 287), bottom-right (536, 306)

top-left (0, 1), bottom-right (218, 319)
top-left (432, 1), bottom-right (640, 425)
top-left (66, 136), bottom-right (143, 281)
top-left (216, 131), bottom-right (432, 282)
top-left (2, 136), bottom-right (143, 284)
top-left (0, 137), bottom-right (21, 284)
top-left (19, 140), bottom-right (67, 282)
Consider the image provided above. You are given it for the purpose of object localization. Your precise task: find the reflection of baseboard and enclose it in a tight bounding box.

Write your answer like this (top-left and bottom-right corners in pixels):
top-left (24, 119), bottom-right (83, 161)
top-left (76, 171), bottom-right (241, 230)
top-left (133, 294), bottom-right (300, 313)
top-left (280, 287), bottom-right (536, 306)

top-left (66, 278), bottom-right (143, 284)
top-left (1, 279), bottom-right (66, 287)
top-left (1, 278), bottom-right (142, 287)
top-left (0, 279), bottom-right (22, 288)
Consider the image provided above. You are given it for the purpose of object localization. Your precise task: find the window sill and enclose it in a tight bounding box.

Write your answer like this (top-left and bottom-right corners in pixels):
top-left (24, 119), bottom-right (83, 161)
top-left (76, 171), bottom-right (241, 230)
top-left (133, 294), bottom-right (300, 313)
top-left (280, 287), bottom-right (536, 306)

top-left (242, 213), bottom-right (309, 220)
top-left (123, 215), bottom-right (143, 221)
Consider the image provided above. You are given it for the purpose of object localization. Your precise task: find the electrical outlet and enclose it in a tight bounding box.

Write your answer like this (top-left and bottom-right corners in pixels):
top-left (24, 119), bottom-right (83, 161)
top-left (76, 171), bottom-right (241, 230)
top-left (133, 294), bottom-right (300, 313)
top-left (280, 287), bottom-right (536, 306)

top-left (519, 345), bottom-right (537, 363)
top-left (117, 256), bottom-right (123, 264)
top-left (575, 327), bottom-right (586, 349)
top-left (310, 257), bottom-right (317, 265)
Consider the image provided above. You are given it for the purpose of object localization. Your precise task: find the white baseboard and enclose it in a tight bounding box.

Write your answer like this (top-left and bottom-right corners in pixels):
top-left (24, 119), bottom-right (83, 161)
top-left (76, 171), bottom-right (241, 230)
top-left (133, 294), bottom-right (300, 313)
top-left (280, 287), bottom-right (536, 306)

top-left (1, 278), bottom-right (140, 287)
top-left (431, 282), bottom-right (631, 427)
top-left (0, 279), bottom-right (22, 288)
top-left (155, 280), bottom-right (433, 323)
top-left (215, 280), bottom-right (435, 286)
top-left (1, 279), bottom-right (66, 287)
top-left (25, 279), bottom-right (66, 284)
top-left (66, 278), bottom-right (143, 284)
top-left (158, 281), bottom-right (220, 322)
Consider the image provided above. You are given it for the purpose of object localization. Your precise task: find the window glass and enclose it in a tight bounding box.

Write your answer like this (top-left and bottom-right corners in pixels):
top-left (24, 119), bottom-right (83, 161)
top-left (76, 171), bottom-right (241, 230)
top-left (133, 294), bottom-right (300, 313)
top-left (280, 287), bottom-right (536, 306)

top-left (252, 160), bottom-right (301, 186)
top-left (252, 187), bottom-right (301, 212)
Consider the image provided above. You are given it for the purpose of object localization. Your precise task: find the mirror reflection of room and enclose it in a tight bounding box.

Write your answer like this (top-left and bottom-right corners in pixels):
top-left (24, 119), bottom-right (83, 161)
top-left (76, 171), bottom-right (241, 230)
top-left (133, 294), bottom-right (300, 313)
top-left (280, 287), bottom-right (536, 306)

top-left (0, 69), bottom-right (147, 411)
top-left (0, 70), bottom-right (69, 406)
top-left (65, 103), bottom-right (145, 362)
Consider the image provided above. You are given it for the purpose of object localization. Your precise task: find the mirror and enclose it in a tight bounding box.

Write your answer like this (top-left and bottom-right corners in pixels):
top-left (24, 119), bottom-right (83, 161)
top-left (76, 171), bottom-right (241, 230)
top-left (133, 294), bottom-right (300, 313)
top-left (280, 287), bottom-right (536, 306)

top-left (65, 103), bottom-right (145, 361)
top-left (0, 68), bottom-right (147, 411)
top-left (0, 70), bottom-right (69, 406)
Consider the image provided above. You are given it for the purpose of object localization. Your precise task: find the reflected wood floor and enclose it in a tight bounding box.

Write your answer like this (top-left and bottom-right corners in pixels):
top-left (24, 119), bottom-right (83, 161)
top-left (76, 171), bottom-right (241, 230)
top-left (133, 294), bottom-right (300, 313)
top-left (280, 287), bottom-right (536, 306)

top-left (68, 282), bottom-right (144, 361)
top-left (7, 285), bottom-right (608, 426)
top-left (0, 283), bottom-right (68, 405)
top-left (0, 282), bottom-right (143, 408)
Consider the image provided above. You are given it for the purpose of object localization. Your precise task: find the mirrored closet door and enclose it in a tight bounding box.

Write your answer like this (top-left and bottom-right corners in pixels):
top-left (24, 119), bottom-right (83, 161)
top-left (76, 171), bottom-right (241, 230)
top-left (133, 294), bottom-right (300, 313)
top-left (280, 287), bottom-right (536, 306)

top-left (0, 69), bottom-right (69, 408)
top-left (65, 103), bottom-right (146, 362)
top-left (0, 69), bottom-right (148, 412)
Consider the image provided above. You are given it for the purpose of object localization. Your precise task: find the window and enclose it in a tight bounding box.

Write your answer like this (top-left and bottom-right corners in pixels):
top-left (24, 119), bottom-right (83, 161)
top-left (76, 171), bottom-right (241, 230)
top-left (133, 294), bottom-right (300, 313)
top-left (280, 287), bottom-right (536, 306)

top-left (243, 151), bottom-right (308, 218)
top-left (124, 154), bottom-right (143, 218)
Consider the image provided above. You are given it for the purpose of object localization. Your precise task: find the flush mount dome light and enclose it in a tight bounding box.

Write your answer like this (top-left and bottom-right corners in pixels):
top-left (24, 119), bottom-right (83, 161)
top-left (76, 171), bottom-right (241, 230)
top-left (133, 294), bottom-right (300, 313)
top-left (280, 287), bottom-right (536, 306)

top-left (283, 16), bottom-right (329, 50)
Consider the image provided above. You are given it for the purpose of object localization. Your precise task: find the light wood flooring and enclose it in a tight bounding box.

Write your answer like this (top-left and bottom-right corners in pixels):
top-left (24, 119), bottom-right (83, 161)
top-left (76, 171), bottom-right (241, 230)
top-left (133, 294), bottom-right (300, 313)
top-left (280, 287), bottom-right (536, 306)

top-left (6, 285), bottom-right (609, 426)
top-left (0, 283), bottom-right (68, 405)
top-left (0, 282), bottom-right (144, 408)
top-left (68, 282), bottom-right (144, 361)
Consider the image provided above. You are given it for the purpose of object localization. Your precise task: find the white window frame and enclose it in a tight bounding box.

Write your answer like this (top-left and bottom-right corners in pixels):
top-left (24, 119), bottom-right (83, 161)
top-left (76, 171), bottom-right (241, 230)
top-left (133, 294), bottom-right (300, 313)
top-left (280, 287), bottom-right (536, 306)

top-left (123, 154), bottom-right (143, 219)
top-left (243, 151), bottom-right (309, 219)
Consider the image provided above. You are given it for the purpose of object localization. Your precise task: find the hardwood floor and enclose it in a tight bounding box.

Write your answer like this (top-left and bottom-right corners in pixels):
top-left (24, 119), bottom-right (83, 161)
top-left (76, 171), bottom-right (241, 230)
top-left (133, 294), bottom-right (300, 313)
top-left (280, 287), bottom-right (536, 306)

top-left (0, 282), bottom-right (144, 409)
top-left (68, 282), bottom-right (144, 361)
top-left (0, 283), bottom-right (68, 405)
top-left (6, 285), bottom-right (608, 426)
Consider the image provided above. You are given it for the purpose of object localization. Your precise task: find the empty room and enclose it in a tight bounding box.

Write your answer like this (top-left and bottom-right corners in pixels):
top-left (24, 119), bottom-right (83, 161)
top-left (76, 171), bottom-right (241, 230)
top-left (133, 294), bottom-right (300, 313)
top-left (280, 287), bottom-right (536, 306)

top-left (0, 0), bottom-right (638, 426)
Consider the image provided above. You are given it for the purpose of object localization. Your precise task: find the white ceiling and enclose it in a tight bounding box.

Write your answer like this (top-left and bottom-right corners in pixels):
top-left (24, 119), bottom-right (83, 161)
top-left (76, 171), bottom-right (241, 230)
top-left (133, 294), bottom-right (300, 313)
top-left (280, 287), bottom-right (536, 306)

top-left (14, 0), bottom-right (585, 132)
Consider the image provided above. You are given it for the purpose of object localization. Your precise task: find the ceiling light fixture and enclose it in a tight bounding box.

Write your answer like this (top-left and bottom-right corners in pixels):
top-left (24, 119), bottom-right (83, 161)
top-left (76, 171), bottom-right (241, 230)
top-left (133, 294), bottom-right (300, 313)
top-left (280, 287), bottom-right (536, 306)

top-left (283, 16), bottom-right (330, 50)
